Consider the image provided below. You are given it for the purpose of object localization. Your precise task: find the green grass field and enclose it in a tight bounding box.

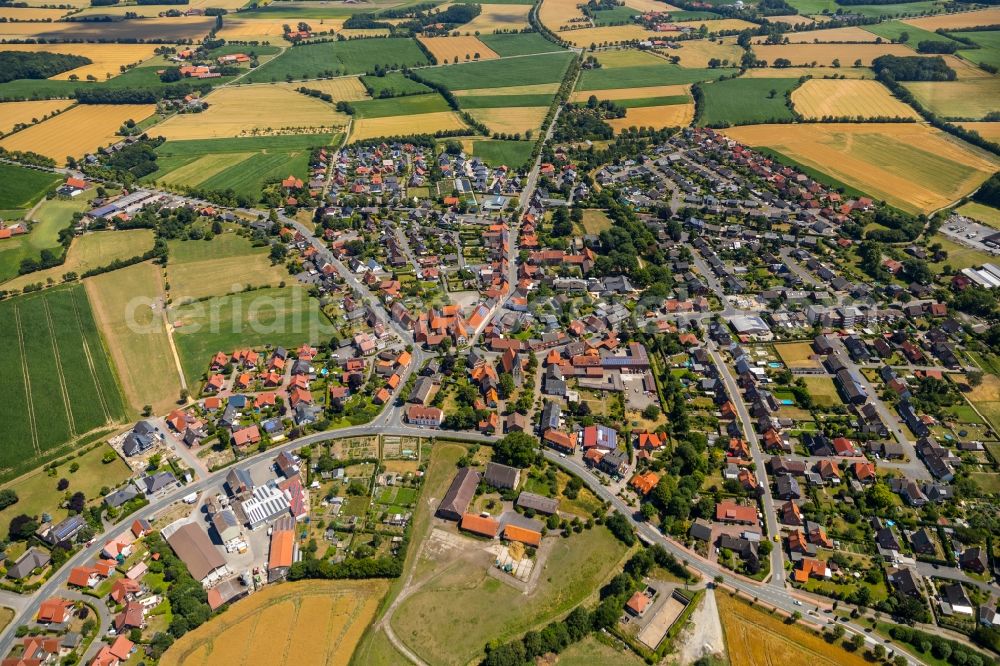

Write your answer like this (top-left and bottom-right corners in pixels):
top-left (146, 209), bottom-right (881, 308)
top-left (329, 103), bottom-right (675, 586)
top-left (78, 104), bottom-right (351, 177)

top-left (458, 93), bottom-right (555, 108)
top-left (0, 67), bottom-right (235, 102)
top-left (956, 201), bottom-right (1000, 228)
top-left (472, 139), bottom-right (533, 168)
top-left (669, 9), bottom-right (722, 20)
top-left (954, 29), bottom-right (1000, 69)
top-left (167, 233), bottom-right (288, 302)
top-left (352, 93), bottom-right (451, 118)
top-left (578, 64), bottom-right (731, 90)
top-left (419, 51), bottom-right (575, 90)
top-left (478, 32), bottom-right (566, 57)
top-left (699, 77), bottom-right (799, 126)
top-left (0, 163), bottom-right (61, 210)
top-left (171, 286), bottom-right (333, 386)
top-left (361, 72), bottom-right (432, 97)
top-left (863, 20), bottom-right (956, 47)
top-left (786, 0), bottom-right (947, 16)
top-left (591, 5), bottom-right (639, 25)
top-left (617, 94), bottom-right (691, 108)
top-left (241, 0), bottom-right (434, 16)
top-left (146, 134), bottom-right (337, 199)
top-left (0, 197), bottom-right (88, 283)
top-left (242, 39), bottom-right (429, 83)
top-left (0, 285), bottom-right (127, 471)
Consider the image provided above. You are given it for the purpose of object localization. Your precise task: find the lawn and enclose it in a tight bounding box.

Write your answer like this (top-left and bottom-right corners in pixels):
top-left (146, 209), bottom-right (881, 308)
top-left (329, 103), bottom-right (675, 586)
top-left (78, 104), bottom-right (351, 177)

top-left (698, 77), bottom-right (799, 126)
top-left (170, 285), bottom-right (333, 387)
top-left (242, 38), bottom-right (429, 83)
top-left (166, 233), bottom-right (288, 302)
top-left (478, 32), bottom-right (566, 56)
top-left (955, 201), bottom-right (1000, 229)
top-left (393, 524), bottom-right (630, 665)
top-left (717, 591), bottom-right (870, 666)
top-left (352, 93), bottom-right (452, 118)
top-left (0, 163), bottom-right (60, 210)
top-left (85, 261), bottom-right (182, 414)
top-left (800, 375), bottom-right (841, 407)
top-left (774, 341), bottom-right (822, 368)
top-left (0, 442), bottom-right (130, 532)
top-left (418, 51), bottom-right (575, 90)
top-left (928, 232), bottom-right (998, 271)
top-left (970, 472), bottom-right (1000, 494)
top-left (558, 635), bottom-right (647, 665)
top-left (580, 208), bottom-right (613, 234)
top-left (361, 72), bottom-right (432, 97)
top-left (471, 139), bottom-right (533, 168)
top-left (0, 196), bottom-right (88, 283)
top-left (578, 64), bottom-right (731, 90)
top-left (0, 285), bottom-right (128, 469)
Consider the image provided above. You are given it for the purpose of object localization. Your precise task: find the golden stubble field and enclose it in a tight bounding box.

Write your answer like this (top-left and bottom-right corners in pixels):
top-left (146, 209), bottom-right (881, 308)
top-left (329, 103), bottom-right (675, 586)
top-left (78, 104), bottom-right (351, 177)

top-left (460, 3), bottom-right (531, 32)
top-left (0, 104), bottom-right (155, 161)
top-left (904, 78), bottom-right (1000, 120)
top-left (958, 122), bottom-right (1000, 141)
top-left (903, 6), bottom-right (1000, 30)
top-left (723, 122), bottom-right (1000, 215)
top-left (753, 42), bottom-right (912, 66)
top-left (539, 0), bottom-right (587, 32)
top-left (607, 103), bottom-right (694, 132)
top-left (792, 79), bottom-right (919, 119)
top-left (418, 36), bottom-right (500, 62)
top-left (159, 580), bottom-right (389, 666)
top-left (216, 17), bottom-right (289, 42)
top-left (277, 77), bottom-right (370, 101)
top-left (717, 592), bottom-right (869, 666)
top-left (351, 111), bottom-right (468, 141)
top-left (570, 83), bottom-right (690, 102)
top-left (0, 99), bottom-right (75, 135)
top-left (0, 6), bottom-right (69, 19)
top-left (752, 25), bottom-right (880, 43)
top-left (468, 106), bottom-right (548, 134)
top-left (152, 85), bottom-right (348, 140)
top-left (0, 43), bottom-right (159, 80)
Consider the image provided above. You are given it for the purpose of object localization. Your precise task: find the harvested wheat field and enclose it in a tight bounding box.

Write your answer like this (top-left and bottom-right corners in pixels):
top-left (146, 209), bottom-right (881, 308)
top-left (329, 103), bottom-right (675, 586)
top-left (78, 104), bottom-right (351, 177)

top-left (677, 18), bottom-right (757, 32)
top-left (767, 14), bottom-right (814, 25)
top-left (540, 0), bottom-right (586, 32)
top-left (455, 82), bottom-right (560, 96)
top-left (607, 103), bottom-right (694, 132)
top-left (75, 3), bottom-right (187, 16)
top-left (754, 43), bottom-right (911, 66)
top-left (0, 21), bottom-right (72, 39)
top-left (671, 39), bottom-right (743, 67)
top-left (939, 55), bottom-right (996, 80)
top-left (468, 106), bottom-right (548, 134)
top-left (792, 79), bottom-right (918, 119)
top-left (461, 4), bottom-right (531, 32)
top-left (0, 43), bottom-right (159, 80)
top-left (903, 7), bottom-right (1000, 31)
top-left (160, 580), bottom-right (388, 666)
top-left (717, 592), bottom-right (869, 666)
top-left (624, 0), bottom-right (679, 11)
top-left (0, 104), bottom-right (155, 161)
top-left (351, 111), bottom-right (467, 141)
top-left (753, 26), bottom-right (880, 43)
top-left (904, 78), bottom-right (1000, 119)
top-left (741, 66), bottom-right (874, 78)
top-left (277, 77), bottom-right (369, 101)
top-left (189, 0), bottom-right (249, 9)
top-left (152, 86), bottom-right (347, 140)
top-left (723, 123), bottom-right (999, 215)
top-left (957, 122), bottom-right (1000, 141)
top-left (0, 100), bottom-right (74, 136)
top-left (216, 17), bottom-right (288, 42)
top-left (570, 83), bottom-right (690, 102)
top-left (561, 25), bottom-right (658, 47)
top-left (419, 36), bottom-right (499, 63)
top-left (0, 6), bottom-right (69, 19)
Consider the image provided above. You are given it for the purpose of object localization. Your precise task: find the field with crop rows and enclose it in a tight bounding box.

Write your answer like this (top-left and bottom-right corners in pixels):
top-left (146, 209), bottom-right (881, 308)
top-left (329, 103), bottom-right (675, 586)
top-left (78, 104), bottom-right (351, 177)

top-left (607, 103), bottom-right (694, 132)
top-left (460, 3), bottom-right (531, 31)
top-left (753, 42), bottom-right (912, 66)
top-left (278, 76), bottom-right (369, 101)
top-left (699, 77), bottom-right (799, 125)
top-left (419, 36), bottom-right (499, 63)
top-left (419, 51), bottom-right (575, 90)
top-left (902, 6), bottom-right (1000, 30)
top-left (0, 100), bottom-right (74, 136)
top-left (467, 106), bottom-right (548, 134)
top-left (0, 104), bottom-right (155, 162)
top-left (243, 38), bottom-right (429, 83)
top-left (0, 162), bottom-right (60, 210)
top-left (0, 43), bottom-right (159, 81)
top-left (351, 112), bottom-right (468, 141)
top-left (904, 78), bottom-right (1000, 119)
top-left (792, 79), bottom-right (919, 119)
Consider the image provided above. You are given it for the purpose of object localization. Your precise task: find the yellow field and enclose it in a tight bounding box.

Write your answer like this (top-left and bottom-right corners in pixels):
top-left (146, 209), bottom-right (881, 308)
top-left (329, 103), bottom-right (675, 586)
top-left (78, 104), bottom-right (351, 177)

top-left (540, 0), bottom-right (586, 32)
top-left (940, 54), bottom-right (995, 80)
top-left (166, 234), bottom-right (289, 302)
top-left (0, 100), bottom-right (74, 136)
top-left (767, 14), bottom-right (814, 25)
top-left (460, 3), bottom-right (531, 32)
top-left (0, 15), bottom-right (213, 41)
top-left (0, 6), bottom-right (69, 19)
top-left (607, 103), bottom-right (694, 132)
top-left (276, 76), bottom-right (369, 101)
top-left (561, 25), bottom-right (658, 47)
top-left (904, 78), bottom-right (1000, 119)
top-left (624, 0), bottom-right (679, 11)
top-left (671, 39), bottom-right (744, 67)
top-left (18, 0), bottom-right (88, 6)
top-left (740, 66), bottom-right (874, 78)
top-left (351, 111), bottom-right (467, 141)
top-left (570, 83), bottom-right (690, 101)
top-left (340, 27), bottom-right (393, 37)
top-left (0, 104), bottom-right (155, 162)
top-left (75, 4), bottom-right (187, 16)
top-left (216, 17), bottom-right (287, 42)
top-left (0, 21), bottom-right (71, 39)
top-left (792, 79), bottom-right (918, 119)
top-left (468, 106), bottom-right (548, 134)
top-left (717, 592), bottom-right (869, 666)
top-left (753, 25), bottom-right (879, 43)
top-left (419, 36), bottom-right (499, 62)
top-left (159, 580), bottom-right (388, 666)
top-left (723, 123), bottom-right (999, 215)
top-left (903, 7), bottom-right (1000, 31)
top-left (957, 122), bottom-right (1000, 141)
top-left (455, 82), bottom-right (560, 96)
top-left (3, 230), bottom-right (155, 292)
top-left (0, 43), bottom-right (159, 80)
top-left (152, 86), bottom-right (347, 140)
top-left (692, 18), bottom-right (758, 31)
top-left (754, 43), bottom-right (911, 66)
top-left (190, 0), bottom-right (248, 8)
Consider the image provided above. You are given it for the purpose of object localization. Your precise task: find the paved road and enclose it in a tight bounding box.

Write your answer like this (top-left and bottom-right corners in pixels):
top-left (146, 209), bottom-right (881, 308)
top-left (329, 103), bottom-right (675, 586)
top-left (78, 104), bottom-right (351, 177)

top-left (708, 342), bottom-right (785, 588)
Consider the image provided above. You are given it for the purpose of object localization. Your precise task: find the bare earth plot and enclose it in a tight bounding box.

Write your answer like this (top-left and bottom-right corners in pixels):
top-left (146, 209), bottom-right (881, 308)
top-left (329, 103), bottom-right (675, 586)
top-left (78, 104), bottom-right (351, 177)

top-left (152, 86), bottom-right (348, 140)
top-left (85, 261), bottom-right (182, 415)
top-left (418, 36), bottom-right (500, 63)
top-left (0, 43), bottom-right (160, 80)
top-left (0, 100), bottom-right (74, 136)
top-left (607, 103), bottom-right (695, 132)
top-left (0, 104), bottom-right (156, 162)
top-left (723, 123), bottom-right (999, 215)
top-left (792, 79), bottom-right (919, 119)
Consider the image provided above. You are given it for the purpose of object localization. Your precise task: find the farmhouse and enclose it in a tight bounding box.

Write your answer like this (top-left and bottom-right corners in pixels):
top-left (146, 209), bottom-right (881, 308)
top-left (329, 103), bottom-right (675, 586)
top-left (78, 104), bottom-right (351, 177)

top-left (484, 462), bottom-right (521, 490)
